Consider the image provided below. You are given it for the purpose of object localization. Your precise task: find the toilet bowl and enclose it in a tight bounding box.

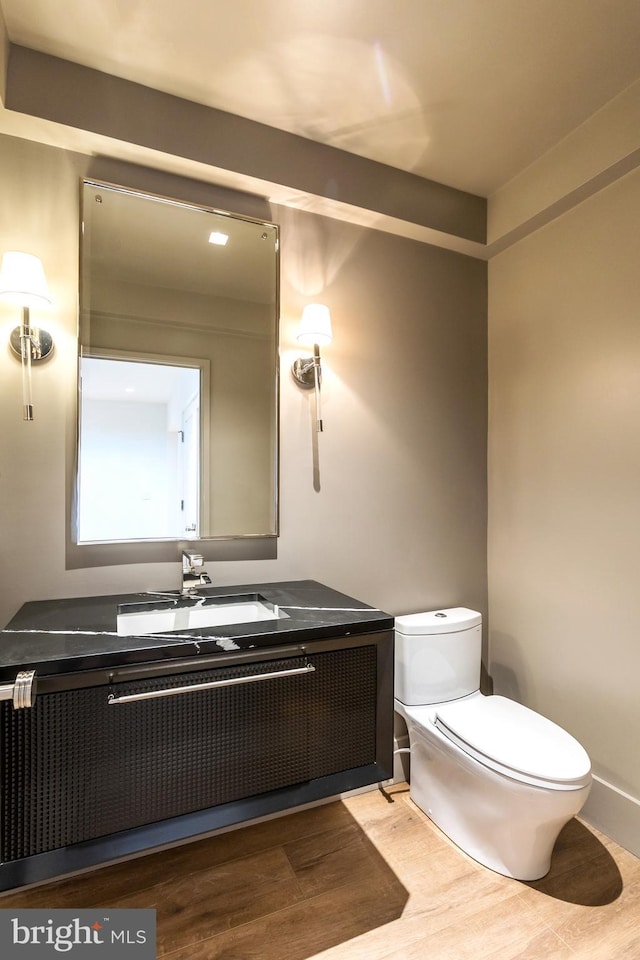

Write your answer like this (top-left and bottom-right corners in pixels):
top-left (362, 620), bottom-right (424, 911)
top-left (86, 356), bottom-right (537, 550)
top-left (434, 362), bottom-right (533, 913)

top-left (395, 608), bottom-right (591, 881)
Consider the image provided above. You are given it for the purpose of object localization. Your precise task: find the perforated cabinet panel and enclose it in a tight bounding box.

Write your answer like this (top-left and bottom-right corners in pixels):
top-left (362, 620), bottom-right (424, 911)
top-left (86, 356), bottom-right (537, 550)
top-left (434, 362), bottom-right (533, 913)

top-left (308, 646), bottom-right (377, 777)
top-left (0, 646), bottom-right (377, 861)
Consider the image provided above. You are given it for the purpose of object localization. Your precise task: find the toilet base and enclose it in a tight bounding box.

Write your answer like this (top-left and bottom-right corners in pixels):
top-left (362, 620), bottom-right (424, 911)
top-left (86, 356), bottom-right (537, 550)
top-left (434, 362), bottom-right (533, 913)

top-left (406, 709), bottom-right (591, 881)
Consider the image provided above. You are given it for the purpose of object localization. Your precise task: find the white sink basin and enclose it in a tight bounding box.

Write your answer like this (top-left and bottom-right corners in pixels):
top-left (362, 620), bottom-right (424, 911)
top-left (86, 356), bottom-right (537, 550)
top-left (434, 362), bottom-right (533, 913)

top-left (117, 595), bottom-right (287, 637)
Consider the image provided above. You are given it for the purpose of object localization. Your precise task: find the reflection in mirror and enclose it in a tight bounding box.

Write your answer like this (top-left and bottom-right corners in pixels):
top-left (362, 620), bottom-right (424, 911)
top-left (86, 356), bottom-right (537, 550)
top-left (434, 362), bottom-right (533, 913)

top-left (77, 181), bottom-right (279, 544)
top-left (79, 356), bottom-right (203, 541)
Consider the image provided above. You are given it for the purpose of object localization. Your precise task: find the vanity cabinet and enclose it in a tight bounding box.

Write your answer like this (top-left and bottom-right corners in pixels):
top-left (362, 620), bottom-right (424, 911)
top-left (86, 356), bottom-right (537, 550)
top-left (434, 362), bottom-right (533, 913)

top-left (0, 629), bottom-right (393, 890)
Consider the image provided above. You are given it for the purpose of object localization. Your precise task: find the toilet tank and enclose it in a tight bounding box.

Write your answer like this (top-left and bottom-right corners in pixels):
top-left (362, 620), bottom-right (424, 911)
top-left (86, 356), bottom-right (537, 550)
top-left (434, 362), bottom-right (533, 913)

top-left (395, 607), bottom-right (482, 705)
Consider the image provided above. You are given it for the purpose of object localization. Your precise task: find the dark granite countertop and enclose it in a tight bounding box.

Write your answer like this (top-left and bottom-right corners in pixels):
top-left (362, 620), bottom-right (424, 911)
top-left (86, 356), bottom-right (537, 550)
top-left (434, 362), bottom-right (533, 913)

top-left (0, 580), bottom-right (393, 680)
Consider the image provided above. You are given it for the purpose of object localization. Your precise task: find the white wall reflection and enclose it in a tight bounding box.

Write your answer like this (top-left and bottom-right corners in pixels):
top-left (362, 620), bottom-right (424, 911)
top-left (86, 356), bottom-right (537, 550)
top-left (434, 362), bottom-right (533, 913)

top-left (78, 357), bottom-right (200, 541)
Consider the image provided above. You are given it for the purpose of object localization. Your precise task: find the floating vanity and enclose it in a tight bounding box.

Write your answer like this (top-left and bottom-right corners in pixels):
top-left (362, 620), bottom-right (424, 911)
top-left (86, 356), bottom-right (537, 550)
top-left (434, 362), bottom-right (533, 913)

top-left (0, 580), bottom-right (393, 892)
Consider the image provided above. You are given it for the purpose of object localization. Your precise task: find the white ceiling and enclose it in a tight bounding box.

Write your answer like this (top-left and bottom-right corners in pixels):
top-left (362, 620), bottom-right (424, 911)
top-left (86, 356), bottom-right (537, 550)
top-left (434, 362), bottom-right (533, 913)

top-left (81, 356), bottom-right (200, 405)
top-left (3, 0), bottom-right (640, 197)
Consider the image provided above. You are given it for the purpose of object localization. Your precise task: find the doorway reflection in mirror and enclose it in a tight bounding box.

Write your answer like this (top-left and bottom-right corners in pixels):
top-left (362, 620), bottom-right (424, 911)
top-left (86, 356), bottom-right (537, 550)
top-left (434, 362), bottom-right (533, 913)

top-left (78, 356), bottom-right (202, 542)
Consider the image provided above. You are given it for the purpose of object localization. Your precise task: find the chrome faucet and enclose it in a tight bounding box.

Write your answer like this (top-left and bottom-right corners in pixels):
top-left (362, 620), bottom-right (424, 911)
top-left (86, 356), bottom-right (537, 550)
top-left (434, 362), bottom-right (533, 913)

top-left (181, 551), bottom-right (212, 596)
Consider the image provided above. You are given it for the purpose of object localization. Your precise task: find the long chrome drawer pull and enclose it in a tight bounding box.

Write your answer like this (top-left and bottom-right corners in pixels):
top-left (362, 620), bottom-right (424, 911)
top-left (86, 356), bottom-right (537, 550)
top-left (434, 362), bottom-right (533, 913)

top-left (107, 663), bottom-right (316, 705)
top-left (0, 670), bottom-right (37, 709)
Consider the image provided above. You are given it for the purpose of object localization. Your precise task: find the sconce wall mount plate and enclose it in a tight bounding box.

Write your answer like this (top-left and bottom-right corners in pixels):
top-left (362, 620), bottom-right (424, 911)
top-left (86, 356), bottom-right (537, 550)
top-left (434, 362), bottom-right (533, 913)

top-left (291, 355), bottom-right (317, 388)
top-left (9, 325), bottom-right (54, 361)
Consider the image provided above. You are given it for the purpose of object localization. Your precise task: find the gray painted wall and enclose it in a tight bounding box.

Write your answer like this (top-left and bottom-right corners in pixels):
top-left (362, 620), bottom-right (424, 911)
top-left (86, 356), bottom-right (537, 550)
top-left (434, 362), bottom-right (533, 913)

top-left (489, 166), bottom-right (640, 854)
top-left (0, 133), bottom-right (488, 635)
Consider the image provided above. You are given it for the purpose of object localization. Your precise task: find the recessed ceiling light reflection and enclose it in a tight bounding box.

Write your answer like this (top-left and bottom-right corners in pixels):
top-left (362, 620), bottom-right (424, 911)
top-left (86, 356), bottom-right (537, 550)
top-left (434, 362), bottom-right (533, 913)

top-left (208, 232), bottom-right (229, 246)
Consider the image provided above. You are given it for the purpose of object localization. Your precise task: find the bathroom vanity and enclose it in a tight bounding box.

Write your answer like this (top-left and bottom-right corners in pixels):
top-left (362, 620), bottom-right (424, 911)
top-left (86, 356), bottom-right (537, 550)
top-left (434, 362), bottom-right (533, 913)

top-left (0, 581), bottom-right (393, 892)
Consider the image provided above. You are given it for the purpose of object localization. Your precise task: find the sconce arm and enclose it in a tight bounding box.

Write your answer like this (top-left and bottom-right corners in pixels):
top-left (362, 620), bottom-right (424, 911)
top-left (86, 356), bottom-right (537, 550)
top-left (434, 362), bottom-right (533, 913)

top-left (292, 344), bottom-right (324, 432)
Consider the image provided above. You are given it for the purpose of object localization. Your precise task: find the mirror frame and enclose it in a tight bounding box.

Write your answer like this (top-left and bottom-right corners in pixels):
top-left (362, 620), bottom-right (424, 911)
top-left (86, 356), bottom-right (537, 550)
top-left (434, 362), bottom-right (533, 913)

top-left (66, 164), bottom-right (280, 570)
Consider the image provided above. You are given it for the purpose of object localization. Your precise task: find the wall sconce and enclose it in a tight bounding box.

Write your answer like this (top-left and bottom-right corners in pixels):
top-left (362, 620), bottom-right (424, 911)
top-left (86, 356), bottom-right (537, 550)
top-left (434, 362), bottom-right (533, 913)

top-left (291, 304), bottom-right (333, 432)
top-left (0, 251), bottom-right (53, 421)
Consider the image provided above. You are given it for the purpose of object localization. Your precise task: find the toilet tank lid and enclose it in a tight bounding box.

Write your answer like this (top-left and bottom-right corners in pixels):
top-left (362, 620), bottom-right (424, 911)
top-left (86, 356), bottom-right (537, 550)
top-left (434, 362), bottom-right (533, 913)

top-left (395, 607), bottom-right (481, 635)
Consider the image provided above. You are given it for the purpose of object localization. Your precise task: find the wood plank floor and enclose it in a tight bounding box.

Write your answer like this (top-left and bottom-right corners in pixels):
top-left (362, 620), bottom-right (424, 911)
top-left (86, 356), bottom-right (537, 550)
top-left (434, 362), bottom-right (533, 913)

top-left (2, 783), bottom-right (638, 959)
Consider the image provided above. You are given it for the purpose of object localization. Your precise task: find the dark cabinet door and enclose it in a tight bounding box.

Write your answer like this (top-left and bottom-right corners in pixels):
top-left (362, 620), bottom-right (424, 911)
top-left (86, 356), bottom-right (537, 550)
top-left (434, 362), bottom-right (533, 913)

top-left (1, 644), bottom-right (379, 862)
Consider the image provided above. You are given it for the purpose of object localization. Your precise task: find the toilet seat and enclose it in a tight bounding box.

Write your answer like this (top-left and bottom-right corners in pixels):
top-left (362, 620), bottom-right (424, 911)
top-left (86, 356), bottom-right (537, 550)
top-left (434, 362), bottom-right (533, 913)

top-left (413, 695), bottom-right (591, 790)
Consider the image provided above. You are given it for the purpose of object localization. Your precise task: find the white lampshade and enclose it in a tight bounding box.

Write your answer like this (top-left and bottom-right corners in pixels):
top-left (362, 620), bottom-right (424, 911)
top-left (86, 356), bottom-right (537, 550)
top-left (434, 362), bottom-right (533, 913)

top-left (0, 252), bottom-right (51, 307)
top-left (296, 303), bottom-right (333, 347)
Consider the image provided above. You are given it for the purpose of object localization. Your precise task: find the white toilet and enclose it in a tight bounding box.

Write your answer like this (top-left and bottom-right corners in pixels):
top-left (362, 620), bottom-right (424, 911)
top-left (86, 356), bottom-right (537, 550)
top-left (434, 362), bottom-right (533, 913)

top-left (394, 607), bottom-right (592, 881)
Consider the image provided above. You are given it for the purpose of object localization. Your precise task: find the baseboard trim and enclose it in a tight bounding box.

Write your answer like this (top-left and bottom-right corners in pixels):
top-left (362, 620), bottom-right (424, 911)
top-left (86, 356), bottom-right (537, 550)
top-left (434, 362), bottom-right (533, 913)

top-left (581, 774), bottom-right (640, 858)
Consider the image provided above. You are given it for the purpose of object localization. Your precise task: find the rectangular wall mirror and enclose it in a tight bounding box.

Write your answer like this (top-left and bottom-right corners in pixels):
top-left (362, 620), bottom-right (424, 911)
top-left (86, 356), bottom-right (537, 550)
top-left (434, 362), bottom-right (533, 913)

top-left (76, 180), bottom-right (279, 547)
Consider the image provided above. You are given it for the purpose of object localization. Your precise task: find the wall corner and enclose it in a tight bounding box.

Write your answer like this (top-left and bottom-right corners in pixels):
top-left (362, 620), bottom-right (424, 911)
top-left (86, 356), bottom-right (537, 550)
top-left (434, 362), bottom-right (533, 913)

top-left (0, 6), bottom-right (8, 106)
